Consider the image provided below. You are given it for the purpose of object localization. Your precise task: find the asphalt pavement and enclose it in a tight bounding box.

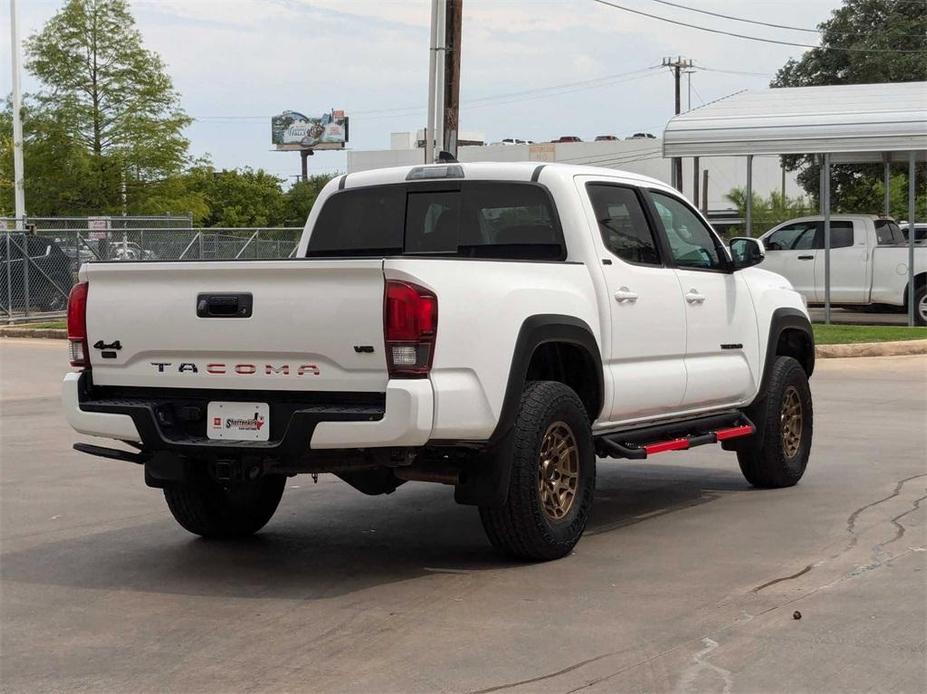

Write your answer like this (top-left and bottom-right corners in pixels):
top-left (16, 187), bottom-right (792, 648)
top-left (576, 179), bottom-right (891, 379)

top-left (1, 338), bottom-right (925, 693)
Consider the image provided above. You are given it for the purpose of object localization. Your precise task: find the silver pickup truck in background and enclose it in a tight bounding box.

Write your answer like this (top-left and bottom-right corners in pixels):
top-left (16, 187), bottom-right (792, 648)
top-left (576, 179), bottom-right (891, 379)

top-left (758, 215), bottom-right (927, 325)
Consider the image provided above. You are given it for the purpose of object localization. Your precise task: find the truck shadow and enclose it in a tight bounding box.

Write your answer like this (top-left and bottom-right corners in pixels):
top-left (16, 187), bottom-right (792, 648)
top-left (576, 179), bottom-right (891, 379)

top-left (0, 462), bottom-right (749, 600)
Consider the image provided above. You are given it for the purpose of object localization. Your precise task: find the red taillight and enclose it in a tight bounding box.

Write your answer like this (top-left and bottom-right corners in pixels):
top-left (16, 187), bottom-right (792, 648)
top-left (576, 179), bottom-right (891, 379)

top-left (67, 281), bottom-right (89, 369)
top-left (384, 280), bottom-right (437, 377)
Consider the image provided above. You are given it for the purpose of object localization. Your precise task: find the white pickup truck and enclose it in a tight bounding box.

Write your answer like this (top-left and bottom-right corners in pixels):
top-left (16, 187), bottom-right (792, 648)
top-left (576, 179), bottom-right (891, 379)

top-left (759, 214), bottom-right (927, 324)
top-left (64, 162), bottom-right (815, 560)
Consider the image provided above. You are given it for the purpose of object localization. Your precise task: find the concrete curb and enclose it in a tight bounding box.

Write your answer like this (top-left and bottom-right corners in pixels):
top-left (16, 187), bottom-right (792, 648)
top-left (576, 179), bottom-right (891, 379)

top-left (2, 328), bottom-right (926, 359)
top-left (0, 327), bottom-right (67, 339)
top-left (815, 339), bottom-right (927, 359)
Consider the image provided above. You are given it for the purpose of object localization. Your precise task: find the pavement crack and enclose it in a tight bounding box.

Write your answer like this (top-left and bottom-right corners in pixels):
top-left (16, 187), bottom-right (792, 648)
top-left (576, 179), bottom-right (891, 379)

top-left (751, 563), bottom-right (814, 593)
top-left (883, 493), bottom-right (926, 548)
top-left (465, 651), bottom-right (626, 694)
top-left (564, 644), bottom-right (689, 694)
top-left (674, 638), bottom-right (733, 694)
top-left (845, 473), bottom-right (926, 549)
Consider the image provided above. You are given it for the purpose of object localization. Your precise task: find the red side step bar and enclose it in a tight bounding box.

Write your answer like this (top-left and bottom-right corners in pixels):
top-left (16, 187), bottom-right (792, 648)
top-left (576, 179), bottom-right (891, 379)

top-left (598, 419), bottom-right (756, 460)
top-left (714, 424), bottom-right (756, 441)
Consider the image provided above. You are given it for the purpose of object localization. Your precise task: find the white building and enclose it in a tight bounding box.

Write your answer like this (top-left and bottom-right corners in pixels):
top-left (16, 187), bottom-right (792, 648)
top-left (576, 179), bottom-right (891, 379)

top-left (347, 133), bottom-right (804, 220)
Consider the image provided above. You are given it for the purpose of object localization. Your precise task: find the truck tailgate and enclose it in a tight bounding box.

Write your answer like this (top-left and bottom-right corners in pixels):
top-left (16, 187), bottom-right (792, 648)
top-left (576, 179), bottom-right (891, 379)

top-left (82, 260), bottom-right (388, 392)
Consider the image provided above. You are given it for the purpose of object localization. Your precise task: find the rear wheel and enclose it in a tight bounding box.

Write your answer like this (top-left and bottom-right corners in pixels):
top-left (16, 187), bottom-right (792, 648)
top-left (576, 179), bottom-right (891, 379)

top-left (479, 381), bottom-right (595, 561)
top-left (164, 473), bottom-right (286, 539)
top-left (737, 356), bottom-right (813, 488)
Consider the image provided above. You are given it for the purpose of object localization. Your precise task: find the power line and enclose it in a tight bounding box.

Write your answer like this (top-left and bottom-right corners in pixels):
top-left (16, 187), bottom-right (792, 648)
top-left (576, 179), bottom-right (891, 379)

top-left (461, 69), bottom-right (661, 112)
top-left (695, 65), bottom-right (773, 78)
top-left (646, 0), bottom-right (818, 33)
top-left (645, 0), bottom-right (927, 38)
top-left (590, 0), bottom-right (927, 53)
top-left (465, 66), bottom-right (659, 104)
top-left (558, 148), bottom-right (664, 165)
top-left (192, 65), bottom-right (662, 123)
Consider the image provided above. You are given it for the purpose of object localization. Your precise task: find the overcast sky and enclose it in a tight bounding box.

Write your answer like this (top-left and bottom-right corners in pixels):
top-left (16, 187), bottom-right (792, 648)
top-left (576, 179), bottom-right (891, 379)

top-left (3, 0), bottom-right (843, 181)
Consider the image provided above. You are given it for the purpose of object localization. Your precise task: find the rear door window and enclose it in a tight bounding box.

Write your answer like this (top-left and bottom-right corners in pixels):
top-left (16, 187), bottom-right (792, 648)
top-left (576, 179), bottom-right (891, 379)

top-left (586, 184), bottom-right (661, 265)
top-left (815, 221), bottom-right (854, 249)
top-left (308, 182), bottom-right (564, 260)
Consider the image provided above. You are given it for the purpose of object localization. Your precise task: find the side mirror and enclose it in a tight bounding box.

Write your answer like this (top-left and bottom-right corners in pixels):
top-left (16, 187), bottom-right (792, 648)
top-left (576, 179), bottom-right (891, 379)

top-left (729, 237), bottom-right (765, 270)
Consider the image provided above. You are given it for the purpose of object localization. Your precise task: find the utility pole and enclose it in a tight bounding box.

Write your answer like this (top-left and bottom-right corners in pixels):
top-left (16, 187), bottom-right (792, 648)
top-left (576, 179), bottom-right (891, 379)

top-left (685, 69), bottom-right (695, 111)
top-left (425, 0), bottom-right (439, 163)
top-left (443, 0), bottom-right (463, 158)
top-left (434, 0), bottom-right (447, 159)
top-left (663, 56), bottom-right (692, 193)
top-left (10, 0), bottom-right (26, 229)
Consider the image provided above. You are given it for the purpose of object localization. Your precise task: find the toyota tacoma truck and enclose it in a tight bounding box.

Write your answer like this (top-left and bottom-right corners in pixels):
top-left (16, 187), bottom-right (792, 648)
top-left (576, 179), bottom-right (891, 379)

top-left (64, 162), bottom-right (815, 561)
top-left (759, 214), bottom-right (927, 325)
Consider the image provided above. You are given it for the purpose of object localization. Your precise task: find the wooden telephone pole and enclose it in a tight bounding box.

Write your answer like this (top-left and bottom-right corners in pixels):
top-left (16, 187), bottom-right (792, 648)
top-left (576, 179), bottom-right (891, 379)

top-left (663, 56), bottom-right (692, 193)
top-left (443, 0), bottom-right (463, 158)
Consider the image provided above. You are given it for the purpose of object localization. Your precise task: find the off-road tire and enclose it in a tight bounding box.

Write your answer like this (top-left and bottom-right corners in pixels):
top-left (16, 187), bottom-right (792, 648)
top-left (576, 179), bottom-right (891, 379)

top-left (479, 381), bottom-right (595, 561)
top-left (164, 473), bottom-right (286, 538)
top-left (738, 356), bottom-right (813, 488)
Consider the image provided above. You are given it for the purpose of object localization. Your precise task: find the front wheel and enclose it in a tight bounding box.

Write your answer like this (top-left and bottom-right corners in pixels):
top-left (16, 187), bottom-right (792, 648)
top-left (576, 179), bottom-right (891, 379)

top-left (913, 285), bottom-right (927, 326)
top-left (164, 473), bottom-right (286, 539)
top-left (479, 381), bottom-right (595, 561)
top-left (737, 356), bottom-right (813, 488)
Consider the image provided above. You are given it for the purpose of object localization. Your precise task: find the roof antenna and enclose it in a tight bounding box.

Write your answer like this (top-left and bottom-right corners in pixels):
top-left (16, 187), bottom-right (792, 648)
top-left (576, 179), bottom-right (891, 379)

top-left (437, 150), bottom-right (458, 163)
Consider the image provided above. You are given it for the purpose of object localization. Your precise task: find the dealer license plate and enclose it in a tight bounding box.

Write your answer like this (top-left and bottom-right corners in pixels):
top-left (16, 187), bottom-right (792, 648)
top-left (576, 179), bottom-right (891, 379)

top-left (207, 401), bottom-right (270, 441)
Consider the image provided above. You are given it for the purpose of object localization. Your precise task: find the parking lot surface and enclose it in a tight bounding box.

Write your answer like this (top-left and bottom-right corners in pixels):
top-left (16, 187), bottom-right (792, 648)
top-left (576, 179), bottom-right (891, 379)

top-left (1, 338), bottom-right (925, 693)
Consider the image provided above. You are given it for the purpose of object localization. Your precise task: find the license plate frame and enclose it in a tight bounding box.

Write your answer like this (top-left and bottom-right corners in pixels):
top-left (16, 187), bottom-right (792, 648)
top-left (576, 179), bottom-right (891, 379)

top-left (206, 401), bottom-right (270, 441)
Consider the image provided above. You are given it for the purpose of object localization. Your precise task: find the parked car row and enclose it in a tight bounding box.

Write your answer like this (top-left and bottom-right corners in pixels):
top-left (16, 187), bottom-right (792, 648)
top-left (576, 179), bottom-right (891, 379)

top-left (490, 132), bottom-right (657, 145)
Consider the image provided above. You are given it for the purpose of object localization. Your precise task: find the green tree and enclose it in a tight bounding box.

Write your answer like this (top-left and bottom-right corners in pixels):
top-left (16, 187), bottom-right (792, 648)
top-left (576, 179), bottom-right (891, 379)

top-left (22, 0), bottom-right (190, 214)
top-left (772, 0), bottom-right (927, 216)
top-left (284, 174), bottom-right (336, 225)
top-left (185, 166), bottom-right (288, 227)
top-left (724, 188), bottom-right (815, 236)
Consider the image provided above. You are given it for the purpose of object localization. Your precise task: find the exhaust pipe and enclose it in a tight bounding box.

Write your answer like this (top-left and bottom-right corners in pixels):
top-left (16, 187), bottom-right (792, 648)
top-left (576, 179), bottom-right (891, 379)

top-left (393, 464), bottom-right (459, 485)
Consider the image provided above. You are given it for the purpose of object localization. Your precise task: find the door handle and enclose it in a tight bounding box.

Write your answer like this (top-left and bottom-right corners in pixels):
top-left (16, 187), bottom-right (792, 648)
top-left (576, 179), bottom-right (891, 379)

top-left (685, 289), bottom-right (706, 304)
top-left (614, 287), bottom-right (639, 303)
top-left (196, 293), bottom-right (253, 318)
top-left (797, 255), bottom-right (814, 260)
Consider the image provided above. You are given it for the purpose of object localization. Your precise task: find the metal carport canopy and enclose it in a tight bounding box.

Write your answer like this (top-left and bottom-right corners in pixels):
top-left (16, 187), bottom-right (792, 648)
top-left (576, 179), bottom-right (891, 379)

top-left (663, 81), bottom-right (926, 327)
top-left (663, 82), bottom-right (927, 159)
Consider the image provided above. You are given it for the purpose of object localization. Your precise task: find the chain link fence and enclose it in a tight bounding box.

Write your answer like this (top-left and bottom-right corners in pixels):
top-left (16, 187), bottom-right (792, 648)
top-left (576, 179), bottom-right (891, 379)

top-left (2, 217), bottom-right (303, 323)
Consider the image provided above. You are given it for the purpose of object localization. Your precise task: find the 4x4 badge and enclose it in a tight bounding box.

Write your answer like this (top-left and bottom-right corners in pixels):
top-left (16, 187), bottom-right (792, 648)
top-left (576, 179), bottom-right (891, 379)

top-left (93, 340), bottom-right (122, 351)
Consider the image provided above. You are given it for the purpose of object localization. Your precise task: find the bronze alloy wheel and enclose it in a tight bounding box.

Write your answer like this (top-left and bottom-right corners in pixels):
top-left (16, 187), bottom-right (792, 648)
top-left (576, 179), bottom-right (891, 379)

top-left (780, 385), bottom-right (803, 459)
top-left (538, 421), bottom-right (579, 521)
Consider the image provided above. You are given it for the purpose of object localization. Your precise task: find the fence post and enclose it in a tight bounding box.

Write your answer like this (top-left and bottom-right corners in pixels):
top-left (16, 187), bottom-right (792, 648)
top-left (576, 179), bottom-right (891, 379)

top-left (198, 232), bottom-right (204, 260)
top-left (21, 233), bottom-right (30, 317)
top-left (5, 233), bottom-right (12, 322)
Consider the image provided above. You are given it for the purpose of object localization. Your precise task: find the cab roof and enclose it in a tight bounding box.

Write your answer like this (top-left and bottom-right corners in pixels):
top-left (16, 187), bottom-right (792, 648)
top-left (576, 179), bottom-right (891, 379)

top-left (340, 160), bottom-right (672, 192)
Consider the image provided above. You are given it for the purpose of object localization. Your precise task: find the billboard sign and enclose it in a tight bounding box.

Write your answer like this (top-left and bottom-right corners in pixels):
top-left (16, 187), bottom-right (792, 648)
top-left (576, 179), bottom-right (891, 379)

top-left (271, 110), bottom-right (348, 151)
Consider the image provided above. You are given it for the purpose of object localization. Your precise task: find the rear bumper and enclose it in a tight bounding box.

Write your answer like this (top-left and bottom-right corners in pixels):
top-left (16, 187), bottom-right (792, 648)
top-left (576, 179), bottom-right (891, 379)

top-left (62, 372), bottom-right (434, 456)
top-left (63, 372), bottom-right (142, 442)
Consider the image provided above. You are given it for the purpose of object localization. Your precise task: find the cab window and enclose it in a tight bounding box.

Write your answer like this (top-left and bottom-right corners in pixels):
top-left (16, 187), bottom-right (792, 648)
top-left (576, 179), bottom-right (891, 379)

top-left (766, 222), bottom-right (816, 251)
top-left (586, 184), bottom-right (661, 266)
top-left (650, 191), bottom-right (726, 270)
